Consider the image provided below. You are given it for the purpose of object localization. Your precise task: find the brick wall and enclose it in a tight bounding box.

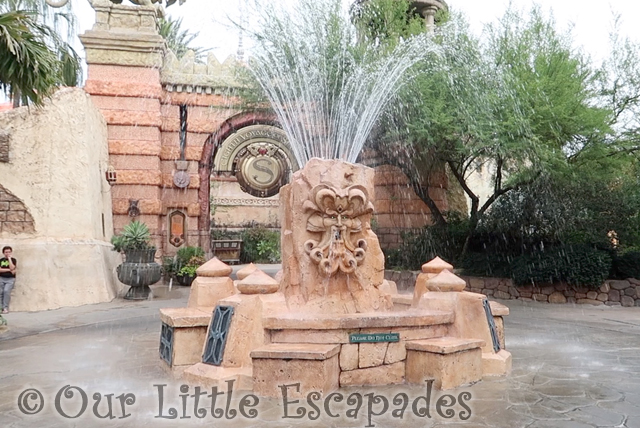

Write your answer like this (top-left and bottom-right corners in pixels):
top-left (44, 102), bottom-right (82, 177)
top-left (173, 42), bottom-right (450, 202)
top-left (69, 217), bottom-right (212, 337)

top-left (0, 185), bottom-right (35, 234)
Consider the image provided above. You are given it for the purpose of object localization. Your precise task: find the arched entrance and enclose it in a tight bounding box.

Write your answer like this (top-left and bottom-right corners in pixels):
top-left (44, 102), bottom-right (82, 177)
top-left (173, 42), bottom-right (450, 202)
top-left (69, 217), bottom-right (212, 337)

top-left (197, 112), bottom-right (298, 252)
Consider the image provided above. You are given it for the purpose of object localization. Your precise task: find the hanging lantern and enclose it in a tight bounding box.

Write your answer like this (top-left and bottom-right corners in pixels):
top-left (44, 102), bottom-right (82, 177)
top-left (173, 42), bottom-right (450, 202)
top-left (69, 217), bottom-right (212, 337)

top-left (106, 165), bottom-right (117, 185)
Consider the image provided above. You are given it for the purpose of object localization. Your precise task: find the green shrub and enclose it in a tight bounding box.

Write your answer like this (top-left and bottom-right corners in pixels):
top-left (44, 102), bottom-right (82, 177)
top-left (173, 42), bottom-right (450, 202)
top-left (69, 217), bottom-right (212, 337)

top-left (162, 256), bottom-right (178, 277)
top-left (111, 221), bottom-right (153, 252)
top-left (612, 250), bottom-right (640, 279)
top-left (178, 255), bottom-right (206, 277)
top-left (458, 252), bottom-right (514, 278)
top-left (510, 246), bottom-right (612, 289)
top-left (176, 246), bottom-right (205, 270)
top-left (384, 214), bottom-right (468, 270)
top-left (241, 227), bottom-right (281, 263)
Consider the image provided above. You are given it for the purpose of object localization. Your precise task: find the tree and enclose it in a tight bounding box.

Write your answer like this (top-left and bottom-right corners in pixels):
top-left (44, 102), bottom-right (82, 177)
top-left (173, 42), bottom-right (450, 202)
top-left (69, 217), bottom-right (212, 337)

top-left (361, 2), bottom-right (612, 258)
top-left (157, 15), bottom-right (211, 61)
top-left (0, 0), bottom-right (80, 106)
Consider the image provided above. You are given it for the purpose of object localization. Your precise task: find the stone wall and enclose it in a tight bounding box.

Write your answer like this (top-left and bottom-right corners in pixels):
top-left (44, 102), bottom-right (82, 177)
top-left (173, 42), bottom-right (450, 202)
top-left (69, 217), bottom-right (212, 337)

top-left (384, 270), bottom-right (640, 307)
top-left (372, 164), bottom-right (448, 250)
top-left (464, 277), bottom-right (640, 307)
top-left (0, 88), bottom-right (121, 311)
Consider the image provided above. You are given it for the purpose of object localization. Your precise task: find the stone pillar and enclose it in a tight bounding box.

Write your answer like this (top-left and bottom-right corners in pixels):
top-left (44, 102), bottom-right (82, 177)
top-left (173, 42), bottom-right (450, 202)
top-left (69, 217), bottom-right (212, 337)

top-left (80, 0), bottom-right (165, 248)
top-left (411, 1), bottom-right (447, 32)
top-left (424, 6), bottom-right (438, 31)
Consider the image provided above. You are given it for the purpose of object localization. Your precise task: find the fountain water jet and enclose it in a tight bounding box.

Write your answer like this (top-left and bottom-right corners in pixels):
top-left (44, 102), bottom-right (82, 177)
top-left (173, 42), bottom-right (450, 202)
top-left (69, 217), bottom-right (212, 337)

top-left (247, 0), bottom-right (438, 166)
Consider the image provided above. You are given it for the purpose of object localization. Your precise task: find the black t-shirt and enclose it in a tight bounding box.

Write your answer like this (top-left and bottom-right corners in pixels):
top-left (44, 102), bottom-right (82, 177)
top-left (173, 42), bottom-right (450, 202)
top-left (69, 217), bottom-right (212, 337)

top-left (0, 257), bottom-right (16, 278)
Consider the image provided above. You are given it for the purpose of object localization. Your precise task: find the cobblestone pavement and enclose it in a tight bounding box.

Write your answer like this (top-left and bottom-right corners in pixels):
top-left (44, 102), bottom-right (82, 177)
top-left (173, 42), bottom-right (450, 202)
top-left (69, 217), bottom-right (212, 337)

top-left (1, 280), bottom-right (639, 427)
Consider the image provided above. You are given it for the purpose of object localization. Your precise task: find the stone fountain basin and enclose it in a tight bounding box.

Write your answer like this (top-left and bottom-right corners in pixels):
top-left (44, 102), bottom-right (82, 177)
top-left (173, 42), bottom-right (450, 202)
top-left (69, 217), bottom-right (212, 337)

top-left (264, 308), bottom-right (454, 344)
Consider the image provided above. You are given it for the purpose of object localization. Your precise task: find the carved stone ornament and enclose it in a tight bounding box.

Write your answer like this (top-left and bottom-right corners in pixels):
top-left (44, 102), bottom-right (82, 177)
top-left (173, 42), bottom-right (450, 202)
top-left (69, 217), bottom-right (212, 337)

top-left (235, 142), bottom-right (289, 198)
top-left (303, 184), bottom-right (374, 276)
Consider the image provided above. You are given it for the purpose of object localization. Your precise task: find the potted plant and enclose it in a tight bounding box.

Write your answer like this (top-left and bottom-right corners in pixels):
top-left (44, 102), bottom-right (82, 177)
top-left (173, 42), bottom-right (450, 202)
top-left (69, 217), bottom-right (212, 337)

top-left (111, 221), bottom-right (162, 300)
top-left (176, 255), bottom-right (206, 286)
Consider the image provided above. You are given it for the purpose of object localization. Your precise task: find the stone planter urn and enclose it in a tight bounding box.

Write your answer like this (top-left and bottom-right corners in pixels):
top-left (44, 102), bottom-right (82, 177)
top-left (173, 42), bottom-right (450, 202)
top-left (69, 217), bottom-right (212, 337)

top-left (117, 248), bottom-right (162, 300)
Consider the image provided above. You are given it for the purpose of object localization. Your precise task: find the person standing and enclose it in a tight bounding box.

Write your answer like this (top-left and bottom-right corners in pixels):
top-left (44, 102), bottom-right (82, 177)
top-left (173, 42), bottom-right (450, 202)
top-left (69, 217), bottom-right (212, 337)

top-left (0, 246), bottom-right (17, 314)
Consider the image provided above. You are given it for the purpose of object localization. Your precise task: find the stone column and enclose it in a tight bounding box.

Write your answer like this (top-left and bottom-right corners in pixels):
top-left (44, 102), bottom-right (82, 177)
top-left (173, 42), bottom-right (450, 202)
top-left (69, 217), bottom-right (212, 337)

top-left (411, 0), bottom-right (447, 32)
top-left (423, 6), bottom-right (438, 31)
top-left (80, 0), bottom-right (165, 248)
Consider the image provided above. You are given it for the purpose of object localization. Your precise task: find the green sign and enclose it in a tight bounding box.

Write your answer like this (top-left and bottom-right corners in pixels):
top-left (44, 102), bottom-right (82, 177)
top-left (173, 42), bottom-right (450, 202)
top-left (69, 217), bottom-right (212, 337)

top-left (349, 333), bottom-right (400, 343)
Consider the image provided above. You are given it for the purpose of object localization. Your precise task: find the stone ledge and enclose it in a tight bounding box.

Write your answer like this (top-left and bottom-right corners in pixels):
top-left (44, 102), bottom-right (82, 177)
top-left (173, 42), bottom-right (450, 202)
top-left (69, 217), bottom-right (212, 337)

top-left (251, 343), bottom-right (340, 360)
top-left (159, 307), bottom-right (212, 327)
top-left (489, 301), bottom-right (509, 316)
top-left (263, 309), bottom-right (454, 330)
top-left (406, 337), bottom-right (485, 355)
top-left (182, 363), bottom-right (253, 391)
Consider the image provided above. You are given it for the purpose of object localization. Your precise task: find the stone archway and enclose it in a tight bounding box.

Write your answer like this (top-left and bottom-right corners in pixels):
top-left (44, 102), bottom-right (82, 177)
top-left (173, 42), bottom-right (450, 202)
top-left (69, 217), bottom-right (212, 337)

top-left (197, 111), bottom-right (295, 251)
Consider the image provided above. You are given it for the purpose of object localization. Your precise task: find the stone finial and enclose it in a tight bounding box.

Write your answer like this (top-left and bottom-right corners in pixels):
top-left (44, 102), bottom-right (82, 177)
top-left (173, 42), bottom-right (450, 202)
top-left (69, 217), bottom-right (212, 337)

top-left (236, 270), bottom-right (279, 295)
top-left (236, 263), bottom-right (258, 281)
top-left (195, 257), bottom-right (232, 278)
top-left (425, 269), bottom-right (466, 292)
top-left (421, 256), bottom-right (453, 274)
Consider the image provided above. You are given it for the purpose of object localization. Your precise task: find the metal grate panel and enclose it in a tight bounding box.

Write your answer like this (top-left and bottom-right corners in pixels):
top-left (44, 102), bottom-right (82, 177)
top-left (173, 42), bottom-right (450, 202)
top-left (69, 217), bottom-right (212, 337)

top-left (202, 306), bottom-right (235, 366)
top-left (159, 322), bottom-right (174, 365)
top-left (482, 299), bottom-right (501, 353)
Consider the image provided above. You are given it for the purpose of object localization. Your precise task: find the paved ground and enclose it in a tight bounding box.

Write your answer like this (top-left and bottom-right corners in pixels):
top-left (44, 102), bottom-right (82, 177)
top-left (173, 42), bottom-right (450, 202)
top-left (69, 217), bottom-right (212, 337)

top-left (1, 268), bottom-right (639, 427)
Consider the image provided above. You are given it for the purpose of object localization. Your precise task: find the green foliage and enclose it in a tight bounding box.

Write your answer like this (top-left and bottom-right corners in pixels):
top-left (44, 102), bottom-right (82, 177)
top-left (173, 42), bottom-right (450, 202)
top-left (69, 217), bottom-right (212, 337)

top-left (612, 250), bottom-right (640, 280)
top-left (458, 252), bottom-right (515, 279)
top-left (241, 227), bottom-right (281, 264)
top-left (162, 256), bottom-right (178, 277)
top-left (370, 6), bottom-right (617, 261)
top-left (177, 255), bottom-right (206, 277)
top-left (352, 0), bottom-right (424, 49)
top-left (176, 246), bottom-right (205, 269)
top-left (384, 213), bottom-right (468, 270)
top-left (111, 221), bottom-right (153, 252)
top-left (178, 265), bottom-right (198, 277)
top-left (0, 1), bottom-right (81, 105)
top-left (510, 246), bottom-right (612, 289)
top-left (0, 11), bottom-right (58, 105)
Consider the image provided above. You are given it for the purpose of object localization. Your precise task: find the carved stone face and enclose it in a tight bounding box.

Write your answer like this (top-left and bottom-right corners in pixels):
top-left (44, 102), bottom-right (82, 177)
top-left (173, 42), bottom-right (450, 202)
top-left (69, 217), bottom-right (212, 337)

top-left (303, 184), bottom-right (374, 276)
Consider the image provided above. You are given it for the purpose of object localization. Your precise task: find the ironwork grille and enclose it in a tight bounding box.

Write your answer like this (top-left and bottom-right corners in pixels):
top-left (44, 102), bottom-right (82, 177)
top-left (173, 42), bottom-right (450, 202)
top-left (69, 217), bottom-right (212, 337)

top-left (482, 299), bottom-right (501, 353)
top-left (202, 306), bottom-right (235, 366)
top-left (159, 323), bottom-right (174, 366)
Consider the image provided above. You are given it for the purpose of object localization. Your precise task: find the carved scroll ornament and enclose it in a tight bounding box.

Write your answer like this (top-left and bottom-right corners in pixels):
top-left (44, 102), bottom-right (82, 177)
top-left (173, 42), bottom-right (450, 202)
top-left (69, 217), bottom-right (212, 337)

top-left (303, 184), bottom-right (374, 276)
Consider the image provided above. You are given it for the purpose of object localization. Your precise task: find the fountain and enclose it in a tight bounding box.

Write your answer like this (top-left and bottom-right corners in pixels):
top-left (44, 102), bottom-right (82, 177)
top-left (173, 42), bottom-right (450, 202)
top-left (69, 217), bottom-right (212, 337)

top-left (159, 0), bottom-right (511, 396)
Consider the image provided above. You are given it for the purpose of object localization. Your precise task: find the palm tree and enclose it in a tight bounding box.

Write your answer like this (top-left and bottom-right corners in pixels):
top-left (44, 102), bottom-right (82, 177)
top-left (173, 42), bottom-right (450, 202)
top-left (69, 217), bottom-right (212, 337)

top-left (0, 0), bottom-right (80, 106)
top-left (158, 15), bottom-right (210, 62)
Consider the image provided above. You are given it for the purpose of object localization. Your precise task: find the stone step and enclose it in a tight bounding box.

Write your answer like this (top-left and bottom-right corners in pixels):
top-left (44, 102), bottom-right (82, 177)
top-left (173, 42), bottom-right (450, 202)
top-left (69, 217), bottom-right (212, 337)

top-left (182, 363), bottom-right (253, 391)
top-left (251, 343), bottom-right (340, 398)
top-left (251, 343), bottom-right (340, 360)
top-left (159, 307), bottom-right (213, 367)
top-left (406, 337), bottom-right (484, 390)
top-left (406, 336), bottom-right (485, 354)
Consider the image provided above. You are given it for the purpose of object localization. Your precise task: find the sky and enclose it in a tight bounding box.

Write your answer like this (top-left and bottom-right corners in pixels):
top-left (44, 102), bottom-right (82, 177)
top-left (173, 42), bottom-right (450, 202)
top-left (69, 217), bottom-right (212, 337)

top-left (69, 0), bottom-right (640, 66)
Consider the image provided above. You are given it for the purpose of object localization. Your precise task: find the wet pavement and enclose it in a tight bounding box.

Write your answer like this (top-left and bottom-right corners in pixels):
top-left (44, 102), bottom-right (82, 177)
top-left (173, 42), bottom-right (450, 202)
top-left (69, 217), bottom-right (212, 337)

top-left (1, 271), bottom-right (639, 427)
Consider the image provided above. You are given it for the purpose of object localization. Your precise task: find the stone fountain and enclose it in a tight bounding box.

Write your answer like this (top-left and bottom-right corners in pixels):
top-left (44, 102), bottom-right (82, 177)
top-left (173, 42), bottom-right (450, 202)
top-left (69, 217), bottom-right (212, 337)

top-left (158, 0), bottom-right (510, 397)
top-left (159, 157), bottom-right (511, 396)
